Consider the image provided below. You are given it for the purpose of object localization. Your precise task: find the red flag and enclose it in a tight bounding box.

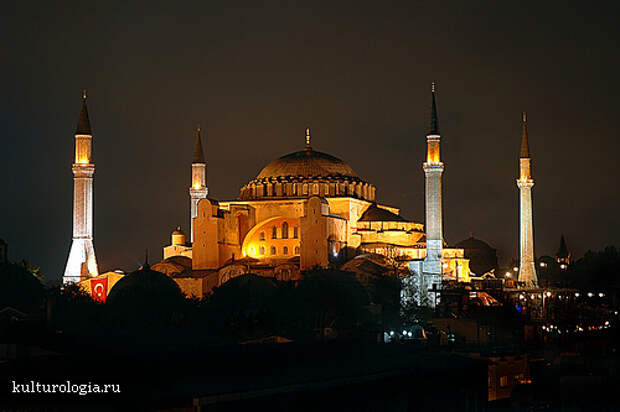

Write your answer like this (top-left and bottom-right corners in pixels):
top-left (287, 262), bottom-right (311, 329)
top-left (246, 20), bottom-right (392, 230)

top-left (90, 276), bottom-right (108, 303)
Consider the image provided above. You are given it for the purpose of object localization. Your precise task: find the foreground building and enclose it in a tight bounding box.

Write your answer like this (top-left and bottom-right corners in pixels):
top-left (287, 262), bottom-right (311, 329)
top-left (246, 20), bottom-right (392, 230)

top-left (158, 86), bottom-right (470, 298)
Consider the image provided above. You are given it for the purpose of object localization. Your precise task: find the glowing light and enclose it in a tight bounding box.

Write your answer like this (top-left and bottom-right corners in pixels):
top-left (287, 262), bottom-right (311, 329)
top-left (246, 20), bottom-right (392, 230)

top-left (539, 262), bottom-right (546, 267)
top-left (505, 272), bottom-right (511, 277)
top-left (513, 267), bottom-right (519, 272)
top-left (575, 293), bottom-right (580, 297)
top-left (546, 292), bottom-right (551, 297)
top-left (193, 182), bottom-right (201, 190)
top-left (587, 292), bottom-right (594, 297)
top-left (599, 293), bottom-right (604, 298)
top-left (390, 331), bottom-right (394, 336)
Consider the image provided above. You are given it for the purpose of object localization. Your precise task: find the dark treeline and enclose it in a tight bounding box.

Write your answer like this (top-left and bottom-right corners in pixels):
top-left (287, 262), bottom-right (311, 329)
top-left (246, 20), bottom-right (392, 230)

top-left (1, 263), bottom-right (401, 346)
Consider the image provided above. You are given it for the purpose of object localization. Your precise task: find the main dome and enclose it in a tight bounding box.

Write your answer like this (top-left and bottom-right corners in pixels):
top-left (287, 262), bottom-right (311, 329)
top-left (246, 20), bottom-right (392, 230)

top-left (239, 145), bottom-right (376, 201)
top-left (257, 149), bottom-right (359, 180)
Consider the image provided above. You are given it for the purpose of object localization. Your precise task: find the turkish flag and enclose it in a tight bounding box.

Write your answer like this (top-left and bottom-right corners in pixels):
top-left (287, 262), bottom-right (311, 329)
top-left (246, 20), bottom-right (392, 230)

top-left (90, 276), bottom-right (108, 303)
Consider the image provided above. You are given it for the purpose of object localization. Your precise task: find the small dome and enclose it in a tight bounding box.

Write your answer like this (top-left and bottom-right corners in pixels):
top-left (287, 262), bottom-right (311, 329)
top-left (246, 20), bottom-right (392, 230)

top-left (455, 236), bottom-right (498, 275)
top-left (358, 204), bottom-right (407, 223)
top-left (107, 267), bottom-right (184, 304)
top-left (172, 226), bottom-right (185, 236)
top-left (454, 236), bottom-right (495, 251)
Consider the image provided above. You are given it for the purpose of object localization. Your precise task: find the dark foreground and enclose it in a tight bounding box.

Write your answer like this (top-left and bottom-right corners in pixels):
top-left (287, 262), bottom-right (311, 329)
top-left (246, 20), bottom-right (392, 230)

top-left (1, 338), bottom-right (487, 411)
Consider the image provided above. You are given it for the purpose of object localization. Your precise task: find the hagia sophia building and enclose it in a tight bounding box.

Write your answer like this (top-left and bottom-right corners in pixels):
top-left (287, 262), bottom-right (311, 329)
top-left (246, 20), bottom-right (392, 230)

top-left (65, 84), bottom-right (523, 303)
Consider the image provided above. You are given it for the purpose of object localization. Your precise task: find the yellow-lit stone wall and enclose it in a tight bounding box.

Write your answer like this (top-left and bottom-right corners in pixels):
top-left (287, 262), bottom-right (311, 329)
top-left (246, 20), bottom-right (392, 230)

top-left (77, 271), bottom-right (124, 298)
top-left (163, 244), bottom-right (192, 260)
top-left (192, 199), bottom-right (221, 270)
top-left (300, 197), bottom-right (329, 269)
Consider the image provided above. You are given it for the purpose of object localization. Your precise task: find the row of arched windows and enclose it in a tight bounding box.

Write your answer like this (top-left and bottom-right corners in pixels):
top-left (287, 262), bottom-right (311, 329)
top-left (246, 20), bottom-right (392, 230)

top-left (259, 222), bottom-right (299, 241)
top-left (258, 245), bottom-right (300, 256)
top-left (243, 181), bottom-right (376, 201)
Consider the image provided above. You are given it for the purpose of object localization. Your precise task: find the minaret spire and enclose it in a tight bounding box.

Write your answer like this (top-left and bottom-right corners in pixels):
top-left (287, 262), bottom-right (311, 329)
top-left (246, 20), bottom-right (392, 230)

top-left (193, 124), bottom-right (205, 164)
top-left (430, 82), bottom-right (439, 135)
top-left (305, 127), bottom-right (312, 150)
top-left (76, 89), bottom-right (92, 135)
top-left (520, 112), bottom-right (530, 158)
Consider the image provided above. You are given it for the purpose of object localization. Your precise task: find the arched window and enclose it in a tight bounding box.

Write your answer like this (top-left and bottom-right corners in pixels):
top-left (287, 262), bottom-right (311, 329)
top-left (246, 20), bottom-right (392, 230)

top-left (259, 231), bottom-right (265, 241)
top-left (294, 246), bottom-right (300, 255)
top-left (293, 227), bottom-right (298, 239)
top-left (282, 222), bottom-right (289, 239)
top-left (272, 226), bottom-right (277, 239)
top-left (259, 246), bottom-right (265, 255)
top-left (270, 246), bottom-right (277, 255)
top-left (283, 246), bottom-right (289, 255)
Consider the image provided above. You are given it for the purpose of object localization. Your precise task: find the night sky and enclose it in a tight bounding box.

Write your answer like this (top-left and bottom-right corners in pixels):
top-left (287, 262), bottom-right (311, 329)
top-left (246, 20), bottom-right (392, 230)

top-left (2, 1), bottom-right (619, 283)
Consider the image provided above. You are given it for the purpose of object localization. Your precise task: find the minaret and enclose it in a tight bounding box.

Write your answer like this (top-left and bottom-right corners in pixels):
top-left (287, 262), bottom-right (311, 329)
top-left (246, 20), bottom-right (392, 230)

top-left (517, 112), bottom-right (538, 287)
top-left (63, 90), bottom-right (99, 284)
top-left (556, 234), bottom-right (570, 265)
top-left (423, 82), bottom-right (444, 280)
top-left (189, 124), bottom-right (208, 243)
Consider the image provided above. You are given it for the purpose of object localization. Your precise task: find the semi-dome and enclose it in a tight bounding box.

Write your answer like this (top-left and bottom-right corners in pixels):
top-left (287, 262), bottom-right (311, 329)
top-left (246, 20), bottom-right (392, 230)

top-left (240, 133), bottom-right (376, 201)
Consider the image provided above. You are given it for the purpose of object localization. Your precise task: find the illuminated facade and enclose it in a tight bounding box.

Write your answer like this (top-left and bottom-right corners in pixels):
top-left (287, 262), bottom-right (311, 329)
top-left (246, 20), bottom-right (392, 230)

top-left (162, 119), bottom-right (470, 297)
top-left (517, 112), bottom-right (538, 287)
top-left (63, 91), bottom-right (99, 284)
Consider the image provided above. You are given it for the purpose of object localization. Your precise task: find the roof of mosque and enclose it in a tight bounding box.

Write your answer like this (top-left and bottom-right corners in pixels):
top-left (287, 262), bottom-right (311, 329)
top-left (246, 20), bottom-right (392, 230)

top-left (357, 204), bottom-right (407, 223)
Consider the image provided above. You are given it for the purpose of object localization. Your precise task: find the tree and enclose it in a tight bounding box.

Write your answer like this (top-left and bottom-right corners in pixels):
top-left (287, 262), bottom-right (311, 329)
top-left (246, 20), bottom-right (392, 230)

top-left (0, 261), bottom-right (44, 313)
